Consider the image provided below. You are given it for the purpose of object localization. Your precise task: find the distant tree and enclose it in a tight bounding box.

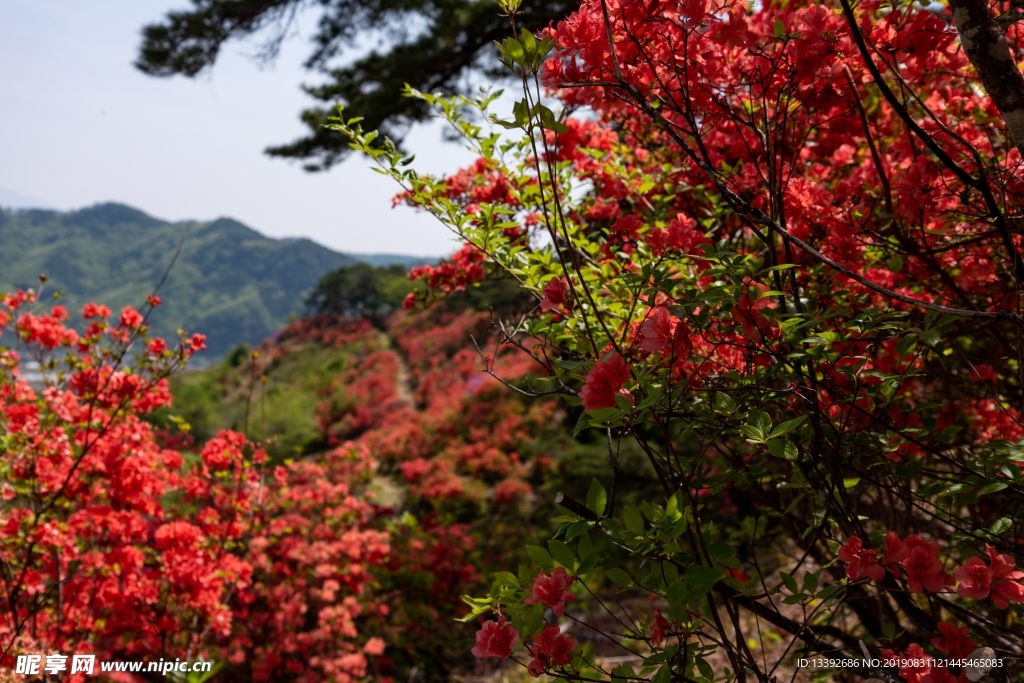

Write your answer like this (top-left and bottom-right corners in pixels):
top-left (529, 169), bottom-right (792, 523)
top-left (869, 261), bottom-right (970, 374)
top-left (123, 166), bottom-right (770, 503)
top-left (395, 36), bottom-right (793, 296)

top-left (134, 0), bottom-right (574, 171)
top-left (305, 262), bottom-right (411, 325)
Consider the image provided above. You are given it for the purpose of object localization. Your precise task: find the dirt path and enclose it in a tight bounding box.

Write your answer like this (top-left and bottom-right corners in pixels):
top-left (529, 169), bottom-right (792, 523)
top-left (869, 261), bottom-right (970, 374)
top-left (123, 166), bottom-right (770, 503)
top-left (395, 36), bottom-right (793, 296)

top-left (390, 335), bottom-right (416, 407)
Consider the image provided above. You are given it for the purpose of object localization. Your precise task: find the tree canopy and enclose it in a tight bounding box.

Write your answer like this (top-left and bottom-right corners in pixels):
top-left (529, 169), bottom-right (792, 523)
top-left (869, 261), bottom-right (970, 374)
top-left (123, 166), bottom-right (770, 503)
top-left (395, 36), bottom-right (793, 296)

top-left (135, 0), bottom-right (573, 170)
top-left (305, 262), bottom-right (412, 324)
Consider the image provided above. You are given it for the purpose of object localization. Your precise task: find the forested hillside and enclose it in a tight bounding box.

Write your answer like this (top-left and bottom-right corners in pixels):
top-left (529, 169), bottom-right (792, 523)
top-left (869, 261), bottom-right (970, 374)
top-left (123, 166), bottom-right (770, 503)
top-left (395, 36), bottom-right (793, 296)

top-left (0, 203), bottom-right (419, 356)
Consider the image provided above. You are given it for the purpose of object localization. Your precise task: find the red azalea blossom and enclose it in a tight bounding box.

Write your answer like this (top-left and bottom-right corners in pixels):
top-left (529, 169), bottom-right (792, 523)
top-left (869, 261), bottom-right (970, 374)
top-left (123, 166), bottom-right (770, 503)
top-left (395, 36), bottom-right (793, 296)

top-left (363, 637), bottom-right (386, 656)
top-left (541, 278), bottom-right (568, 312)
top-left (901, 536), bottom-right (951, 594)
top-left (895, 643), bottom-right (933, 683)
top-left (956, 543), bottom-right (1024, 608)
top-left (640, 307), bottom-right (675, 353)
top-left (929, 621), bottom-right (975, 658)
top-left (733, 283), bottom-right (776, 341)
top-left (838, 536), bottom-right (884, 581)
top-left (524, 567), bottom-right (577, 616)
top-left (881, 531), bottom-right (910, 571)
top-left (650, 609), bottom-right (670, 646)
top-left (148, 338), bottom-right (168, 355)
top-left (120, 306), bottom-right (144, 328)
top-left (527, 625), bottom-right (576, 677)
top-left (189, 333), bottom-right (207, 353)
top-left (82, 302), bottom-right (111, 319)
top-left (579, 353), bottom-right (632, 411)
top-left (471, 617), bottom-right (519, 660)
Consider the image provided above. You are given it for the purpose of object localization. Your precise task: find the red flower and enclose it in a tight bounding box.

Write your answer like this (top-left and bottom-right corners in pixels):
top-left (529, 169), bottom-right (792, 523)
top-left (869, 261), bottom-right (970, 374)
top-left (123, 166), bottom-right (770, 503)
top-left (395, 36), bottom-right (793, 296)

top-left (881, 531), bottom-right (910, 571)
top-left (956, 544), bottom-right (1024, 608)
top-left (527, 625), bottom-right (576, 677)
top-left (148, 338), bottom-right (168, 355)
top-left (189, 333), bottom-right (207, 353)
top-left (541, 278), bottom-right (568, 312)
top-left (579, 353), bottom-right (631, 411)
top-left (147, 294), bottom-right (162, 307)
top-left (901, 535), bottom-right (950, 594)
top-left (956, 557), bottom-right (994, 600)
top-left (120, 306), bottom-right (144, 328)
top-left (725, 568), bottom-right (750, 583)
top-left (471, 617), bottom-right (519, 660)
top-left (363, 637), bottom-right (386, 656)
top-left (650, 609), bottom-right (670, 646)
top-left (929, 621), bottom-right (974, 658)
top-left (665, 213), bottom-right (705, 252)
top-left (838, 536), bottom-right (884, 581)
top-left (524, 567), bottom-right (577, 616)
top-left (733, 283), bottom-right (776, 341)
top-left (640, 307), bottom-right (674, 353)
top-left (82, 302), bottom-right (111, 319)
top-left (896, 643), bottom-right (932, 683)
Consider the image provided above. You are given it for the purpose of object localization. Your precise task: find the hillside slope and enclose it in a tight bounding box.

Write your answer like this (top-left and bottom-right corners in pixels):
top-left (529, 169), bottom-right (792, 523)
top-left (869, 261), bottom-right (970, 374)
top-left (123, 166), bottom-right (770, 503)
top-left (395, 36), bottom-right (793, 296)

top-left (0, 203), bottom-right (358, 356)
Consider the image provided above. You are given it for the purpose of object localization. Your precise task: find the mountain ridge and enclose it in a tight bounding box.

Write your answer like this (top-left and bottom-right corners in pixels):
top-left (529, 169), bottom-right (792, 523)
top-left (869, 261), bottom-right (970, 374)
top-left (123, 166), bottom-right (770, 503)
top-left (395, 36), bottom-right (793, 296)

top-left (0, 202), bottom-right (432, 357)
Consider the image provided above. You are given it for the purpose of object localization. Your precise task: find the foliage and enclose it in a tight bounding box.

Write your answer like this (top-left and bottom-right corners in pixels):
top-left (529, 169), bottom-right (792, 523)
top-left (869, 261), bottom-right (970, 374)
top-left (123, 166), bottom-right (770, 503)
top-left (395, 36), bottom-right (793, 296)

top-left (331, 0), bottom-right (1024, 680)
top-left (135, 0), bottom-right (575, 170)
top-left (306, 263), bottom-right (413, 326)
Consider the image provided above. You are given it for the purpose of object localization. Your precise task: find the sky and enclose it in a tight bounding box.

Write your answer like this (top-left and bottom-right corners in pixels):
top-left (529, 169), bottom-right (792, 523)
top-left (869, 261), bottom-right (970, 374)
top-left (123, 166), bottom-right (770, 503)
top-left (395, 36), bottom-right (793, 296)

top-left (0, 0), bottom-right (477, 257)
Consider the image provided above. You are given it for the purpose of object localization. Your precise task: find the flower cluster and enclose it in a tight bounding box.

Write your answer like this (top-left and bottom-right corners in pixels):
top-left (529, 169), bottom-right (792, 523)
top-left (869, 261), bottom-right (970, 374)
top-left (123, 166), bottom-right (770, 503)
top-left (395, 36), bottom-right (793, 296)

top-left (840, 535), bottom-right (1024, 608)
top-left (471, 569), bottom-right (579, 678)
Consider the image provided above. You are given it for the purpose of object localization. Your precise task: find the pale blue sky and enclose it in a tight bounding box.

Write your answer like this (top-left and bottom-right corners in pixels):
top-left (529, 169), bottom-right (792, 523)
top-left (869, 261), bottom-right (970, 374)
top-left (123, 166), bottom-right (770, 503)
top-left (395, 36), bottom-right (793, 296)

top-left (0, 0), bottom-right (475, 256)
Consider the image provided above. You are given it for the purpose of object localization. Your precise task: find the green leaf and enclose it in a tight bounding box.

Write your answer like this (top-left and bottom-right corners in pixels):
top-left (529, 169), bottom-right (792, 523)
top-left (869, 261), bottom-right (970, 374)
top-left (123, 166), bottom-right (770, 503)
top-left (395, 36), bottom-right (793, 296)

top-left (713, 392), bottom-right (737, 414)
top-left (573, 409), bottom-right (591, 438)
top-left (886, 254), bottom-right (903, 272)
top-left (652, 665), bottom-right (671, 683)
top-left (606, 568), bottom-right (634, 587)
top-left (624, 505), bottom-right (645, 535)
top-left (978, 481), bottom-right (1008, 496)
top-left (667, 578), bottom-right (690, 607)
top-left (515, 603), bottom-right (546, 639)
top-left (768, 415), bottom-right (806, 439)
top-left (493, 571), bottom-right (520, 588)
top-left (577, 554), bottom-right (603, 575)
top-left (767, 439), bottom-right (798, 460)
top-left (780, 571), bottom-right (798, 594)
top-left (565, 520), bottom-right (589, 541)
top-left (708, 543), bottom-right (737, 561)
top-left (741, 410), bottom-right (772, 443)
top-left (773, 19), bottom-right (786, 37)
top-left (578, 531), bottom-right (593, 560)
top-left (683, 565), bottom-right (724, 599)
top-left (499, 38), bottom-right (525, 64)
top-left (587, 406), bottom-right (619, 421)
top-left (989, 516), bottom-right (1013, 536)
top-left (527, 544), bottom-right (553, 569)
top-left (882, 621), bottom-right (896, 640)
top-left (802, 570), bottom-right (819, 595)
top-left (612, 664), bottom-right (635, 683)
top-left (587, 478), bottom-right (608, 517)
top-left (549, 540), bottom-right (577, 570)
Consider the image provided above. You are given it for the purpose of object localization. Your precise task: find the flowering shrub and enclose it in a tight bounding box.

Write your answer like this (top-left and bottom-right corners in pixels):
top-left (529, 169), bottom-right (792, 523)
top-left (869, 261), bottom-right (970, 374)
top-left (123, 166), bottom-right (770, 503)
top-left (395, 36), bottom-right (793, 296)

top-left (0, 290), bottom-right (244, 664)
top-left (0, 294), bottom-right (392, 682)
top-left (332, 0), bottom-right (1024, 678)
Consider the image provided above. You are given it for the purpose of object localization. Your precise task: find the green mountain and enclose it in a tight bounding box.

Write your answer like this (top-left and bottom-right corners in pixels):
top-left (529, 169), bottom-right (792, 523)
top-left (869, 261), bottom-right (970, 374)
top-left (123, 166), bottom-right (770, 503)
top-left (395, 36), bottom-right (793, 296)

top-left (0, 203), bottom-right (369, 358)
